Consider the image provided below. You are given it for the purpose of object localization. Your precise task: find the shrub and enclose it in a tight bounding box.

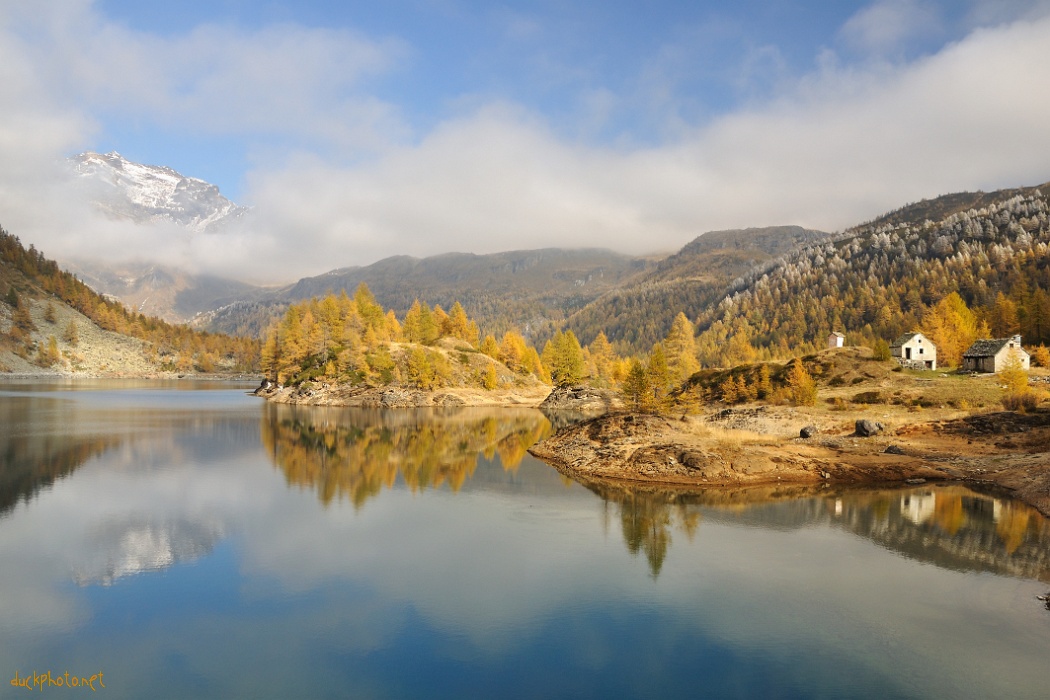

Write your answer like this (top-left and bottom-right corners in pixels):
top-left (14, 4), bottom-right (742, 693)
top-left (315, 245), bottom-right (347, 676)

top-left (998, 348), bottom-right (1032, 411)
top-left (1033, 345), bottom-right (1050, 368)
top-left (1002, 392), bottom-right (1038, 412)
top-left (851, 391), bottom-right (883, 404)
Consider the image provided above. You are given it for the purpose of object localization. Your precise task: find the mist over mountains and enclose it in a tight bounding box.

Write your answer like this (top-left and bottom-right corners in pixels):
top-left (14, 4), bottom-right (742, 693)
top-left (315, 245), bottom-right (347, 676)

top-left (52, 151), bottom-right (1050, 358)
top-left (71, 152), bottom-right (248, 232)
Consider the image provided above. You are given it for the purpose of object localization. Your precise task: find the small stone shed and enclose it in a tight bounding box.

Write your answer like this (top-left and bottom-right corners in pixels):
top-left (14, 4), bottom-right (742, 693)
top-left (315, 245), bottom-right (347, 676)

top-left (828, 332), bottom-right (845, 349)
top-left (962, 335), bottom-right (1030, 373)
top-left (890, 332), bottom-right (936, 370)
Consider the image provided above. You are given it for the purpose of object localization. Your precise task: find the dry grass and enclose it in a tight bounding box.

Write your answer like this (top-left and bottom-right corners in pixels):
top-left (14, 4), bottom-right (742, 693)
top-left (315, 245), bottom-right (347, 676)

top-left (687, 420), bottom-right (784, 447)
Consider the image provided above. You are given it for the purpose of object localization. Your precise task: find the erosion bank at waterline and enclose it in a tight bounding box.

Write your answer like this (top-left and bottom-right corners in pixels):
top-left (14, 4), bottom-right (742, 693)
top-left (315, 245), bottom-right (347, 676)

top-left (254, 380), bottom-right (551, 407)
top-left (527, 409), bottom-right (1050, 517)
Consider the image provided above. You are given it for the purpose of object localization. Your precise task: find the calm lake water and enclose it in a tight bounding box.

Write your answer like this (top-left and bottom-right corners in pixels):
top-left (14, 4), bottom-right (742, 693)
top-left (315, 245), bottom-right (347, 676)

top-left (1, 380), bottom-right (1049, 699)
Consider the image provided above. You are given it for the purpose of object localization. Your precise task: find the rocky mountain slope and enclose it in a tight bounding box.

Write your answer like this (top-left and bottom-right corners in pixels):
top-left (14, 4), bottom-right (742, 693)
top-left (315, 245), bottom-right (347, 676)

top-left (71, 151), bottom-right (247, 232)
top-left (0, 226), bottom-right (258, 376)
top-left (65, 259), bottom-right (273, 324)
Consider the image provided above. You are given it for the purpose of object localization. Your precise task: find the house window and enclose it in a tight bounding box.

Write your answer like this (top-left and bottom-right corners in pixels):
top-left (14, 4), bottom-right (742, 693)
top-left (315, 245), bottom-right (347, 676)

top-left (919, 348), bottom-right (924, 354)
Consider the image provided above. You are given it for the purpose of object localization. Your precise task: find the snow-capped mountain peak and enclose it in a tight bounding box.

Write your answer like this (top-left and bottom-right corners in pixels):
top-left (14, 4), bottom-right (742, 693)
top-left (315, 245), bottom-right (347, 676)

top-left (70, 151), bottom-right (247, 232)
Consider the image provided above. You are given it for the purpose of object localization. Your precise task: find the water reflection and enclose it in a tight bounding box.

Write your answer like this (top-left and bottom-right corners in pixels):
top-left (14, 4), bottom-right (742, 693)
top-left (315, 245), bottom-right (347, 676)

top-left (585, 480), bottom-right (1050, 580)
top-left (71, 516), bottom-right (225, 586)
top-left (0, 396), bottom-right (121, 516)
top-left (261, 404), bottom-right (551, 508)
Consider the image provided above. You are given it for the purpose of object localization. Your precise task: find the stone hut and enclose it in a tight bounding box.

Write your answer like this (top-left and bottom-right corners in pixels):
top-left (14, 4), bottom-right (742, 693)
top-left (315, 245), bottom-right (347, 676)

top-left (890, 332), bottom-right (936, 370)
top-left (828, 332), bottom-right (845, 349)
top-left (962, 335), bottom-right (1030, 373)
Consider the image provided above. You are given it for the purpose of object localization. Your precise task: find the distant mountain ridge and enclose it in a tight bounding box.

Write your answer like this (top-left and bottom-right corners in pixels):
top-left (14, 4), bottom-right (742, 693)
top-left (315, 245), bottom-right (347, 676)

top-left (200, 248), bottom-right (656, 339)
top-left (558, 225), bottom-right (832, 351)
top-left (70, 151), bottom-right (247, 232)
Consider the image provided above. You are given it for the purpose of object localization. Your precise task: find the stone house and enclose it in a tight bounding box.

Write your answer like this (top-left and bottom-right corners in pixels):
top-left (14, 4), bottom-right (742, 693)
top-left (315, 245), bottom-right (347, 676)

top-left (828, 332), bottom-right (845, 349)
top-left (962, 335), bottom-right (1030, 373)
top-left (890, 332), bottom-right (936, 370)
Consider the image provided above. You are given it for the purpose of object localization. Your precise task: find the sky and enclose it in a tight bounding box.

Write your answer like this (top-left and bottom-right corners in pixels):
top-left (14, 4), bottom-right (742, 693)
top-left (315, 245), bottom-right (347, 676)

top-left (2, 0), bottom-right (1050, 284)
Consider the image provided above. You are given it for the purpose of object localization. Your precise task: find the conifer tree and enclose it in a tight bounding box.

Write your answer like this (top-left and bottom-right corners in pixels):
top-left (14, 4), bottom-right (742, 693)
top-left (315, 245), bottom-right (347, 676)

top-left (757, 364), bottom-right (772, 400)
top-left (588, 331), bottom-right (615, 387)
top-left (63, 319), bottom-right (79, 347)
top-left (645, 343), bottom-right (673, 411)
top-left (543, 330), bottom-right (585, 387)
top-left (480, 334), bottom-right (500, 359)
top-left (483, 363), bottom-right (499, 390)
top-left (432, 305), bottom-right (450, 339)
top-left (664, 312), bottom-right (699, 382)
top-left (787, 359), bottom-right (817, 406)
top-left (988, 292), bottom-right (1020, 337)
top-left (923, 292), bottom-right (984, 368)
top-left (719, 376), bottom-right (739, 404)
top-left (621, 358), bottom-right (651, 411)
top-left (499, 330), bottom-right (528, 373)
top-left (354, 283), bottom-right (385, 333)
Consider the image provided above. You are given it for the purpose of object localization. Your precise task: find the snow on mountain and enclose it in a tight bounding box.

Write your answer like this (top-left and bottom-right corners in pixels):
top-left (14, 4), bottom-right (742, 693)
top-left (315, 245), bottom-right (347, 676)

top-left (70, 151), bottom-right (247, 232)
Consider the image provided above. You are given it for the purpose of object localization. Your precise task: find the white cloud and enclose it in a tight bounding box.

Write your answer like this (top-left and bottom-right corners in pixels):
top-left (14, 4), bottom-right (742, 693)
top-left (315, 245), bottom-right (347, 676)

top-left (234, 11), bottom-right (1050, 281)
top-left (2, 1), bottom-right (1050, 285)
top-left (838, 0), bottom-right (943, 58)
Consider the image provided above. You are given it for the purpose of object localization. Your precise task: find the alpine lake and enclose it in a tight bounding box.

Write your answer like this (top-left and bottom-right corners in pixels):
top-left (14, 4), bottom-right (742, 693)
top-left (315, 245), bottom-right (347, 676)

top-left (2, 379), bottom-right (1049, 699)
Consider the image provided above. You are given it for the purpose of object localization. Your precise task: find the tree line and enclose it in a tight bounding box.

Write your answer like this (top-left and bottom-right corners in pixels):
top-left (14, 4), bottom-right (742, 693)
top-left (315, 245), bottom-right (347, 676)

top-left (1, 227), bottom-right (258, 371)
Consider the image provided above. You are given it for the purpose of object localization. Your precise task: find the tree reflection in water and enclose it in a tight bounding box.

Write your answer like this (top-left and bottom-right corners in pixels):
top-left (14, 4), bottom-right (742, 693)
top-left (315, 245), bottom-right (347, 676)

top-left (261, 404), bottom-right (551, 508)
top-left (0, 396), bottom-right (120, 516)
top-left (584, 480), bottom-right (1050, 580)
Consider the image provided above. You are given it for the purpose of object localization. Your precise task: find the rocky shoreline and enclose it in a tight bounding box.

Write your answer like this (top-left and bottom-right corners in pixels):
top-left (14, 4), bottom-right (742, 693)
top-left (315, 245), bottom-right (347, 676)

top-left (528, 408), bottom-right (1050, 517)
top-left (253, 379), bottom-right (551, 407)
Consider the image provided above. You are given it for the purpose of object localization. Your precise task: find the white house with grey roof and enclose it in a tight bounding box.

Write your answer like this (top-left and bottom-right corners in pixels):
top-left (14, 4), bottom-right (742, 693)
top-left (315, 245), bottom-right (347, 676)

top-left (890, 332), bottom-right (936, 370)
top-left (962, 335), bottom-right (1030, 373)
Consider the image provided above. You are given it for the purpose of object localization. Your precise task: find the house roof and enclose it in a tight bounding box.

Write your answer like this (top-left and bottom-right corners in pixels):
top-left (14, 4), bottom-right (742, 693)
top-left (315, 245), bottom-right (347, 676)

top-left (830, 332), bottom-right (845, 338)
top-left (890, 332), bottom-right (926, 348)
top-left (963, 338), bottom-right (1026, 358)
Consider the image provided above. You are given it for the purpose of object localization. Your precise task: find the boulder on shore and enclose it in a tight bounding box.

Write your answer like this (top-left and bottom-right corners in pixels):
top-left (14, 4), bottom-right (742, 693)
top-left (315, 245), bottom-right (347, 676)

top-left (855, 419), bottom-right (885, 437)
top-left (539, 385), bottom-right (619, 412)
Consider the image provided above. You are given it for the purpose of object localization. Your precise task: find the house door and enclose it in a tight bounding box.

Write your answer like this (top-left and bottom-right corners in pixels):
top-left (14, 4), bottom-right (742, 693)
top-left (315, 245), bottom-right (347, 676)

top-left (905, 348), bottom-right (912, 359)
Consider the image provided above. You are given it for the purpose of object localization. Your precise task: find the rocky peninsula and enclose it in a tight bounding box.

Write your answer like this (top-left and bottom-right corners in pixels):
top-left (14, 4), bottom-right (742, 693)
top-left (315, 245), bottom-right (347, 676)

top-left (528, 406), bottom-right (1050, 518)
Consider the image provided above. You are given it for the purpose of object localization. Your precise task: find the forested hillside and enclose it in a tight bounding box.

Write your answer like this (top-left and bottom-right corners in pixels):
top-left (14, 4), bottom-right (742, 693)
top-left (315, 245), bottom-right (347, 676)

top-left (558, 226), bottom-right (830, 352)
top-left (259, 287), bottom-right (550, 389)
top-left (690, 183), bottom-right (1050, 367)
top-left (0, 226), bottom-right (258, 374)
top-left (202, 248), bottom-right (652, 340)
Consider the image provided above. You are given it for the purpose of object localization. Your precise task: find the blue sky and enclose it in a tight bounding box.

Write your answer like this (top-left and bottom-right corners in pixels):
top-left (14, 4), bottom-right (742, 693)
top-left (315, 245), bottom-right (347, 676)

top-left (2, 0), bottom-right (1050, 282)
top-left (86, 0), bottom-right (964, 197)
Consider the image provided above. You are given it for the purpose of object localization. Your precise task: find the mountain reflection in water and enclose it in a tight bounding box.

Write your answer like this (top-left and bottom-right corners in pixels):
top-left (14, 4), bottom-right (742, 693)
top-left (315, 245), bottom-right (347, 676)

top-left (587, 481), bottom-right (1050, 580)
top-left (71, 516), bottom-right (225, 586)
top-left (261, 404), bottom-right (552, 508)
